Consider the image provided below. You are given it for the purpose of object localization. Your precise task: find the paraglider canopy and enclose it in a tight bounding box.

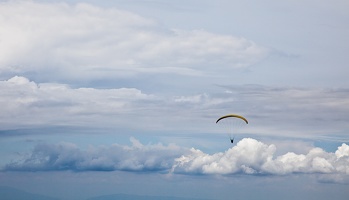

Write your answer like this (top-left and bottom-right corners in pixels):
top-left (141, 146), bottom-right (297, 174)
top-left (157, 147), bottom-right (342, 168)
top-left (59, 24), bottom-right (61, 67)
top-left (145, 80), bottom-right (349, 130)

top-left (216, 114), bottom-right (248, 124)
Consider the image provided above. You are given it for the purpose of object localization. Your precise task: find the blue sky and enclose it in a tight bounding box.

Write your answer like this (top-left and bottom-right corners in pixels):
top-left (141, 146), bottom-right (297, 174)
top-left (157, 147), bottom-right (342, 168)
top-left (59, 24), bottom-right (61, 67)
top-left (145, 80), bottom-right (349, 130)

top-left (0, 0), bottom-right (348, 199)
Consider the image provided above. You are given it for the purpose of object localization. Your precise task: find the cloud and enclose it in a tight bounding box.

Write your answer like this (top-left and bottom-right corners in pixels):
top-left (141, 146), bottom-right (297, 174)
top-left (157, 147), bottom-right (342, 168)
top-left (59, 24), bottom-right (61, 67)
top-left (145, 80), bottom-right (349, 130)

top-left (171, 138), bottom-right (349, 179)
top-left (4, 137), bottom-right (188, 172)
top-left (1, 76), bottom-right (349, 137)
top-left (3, 137), bottom-right (349, 183)
top-left (0, 76), bottom-right (155, 129)
top-left (0, 1), bottom-right (268, 81)
top-left (214, 85), bottom-right (349, 137)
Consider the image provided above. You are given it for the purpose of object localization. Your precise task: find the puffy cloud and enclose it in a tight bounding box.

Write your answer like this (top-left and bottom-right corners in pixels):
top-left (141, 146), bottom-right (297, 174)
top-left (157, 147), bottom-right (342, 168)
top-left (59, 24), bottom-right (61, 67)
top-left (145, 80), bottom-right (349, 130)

top-left (4, 137), bottom-right (187, 172)
top-left (336, 143), bottom-right (349, 158)
top-left (172, 138), bottom-right (272, 175)
top-left (0, 1), bottom-right (268, 81)
top-left (172, 138), bottom-right (349, 179)
top-left (4, 137), bottom-right (349, 184)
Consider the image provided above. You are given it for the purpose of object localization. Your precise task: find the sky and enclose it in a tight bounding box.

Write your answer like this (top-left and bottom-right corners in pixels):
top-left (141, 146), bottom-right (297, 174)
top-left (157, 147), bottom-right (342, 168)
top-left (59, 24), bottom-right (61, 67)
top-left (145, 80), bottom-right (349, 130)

top-left (0, 0), bottom-right (349, 199)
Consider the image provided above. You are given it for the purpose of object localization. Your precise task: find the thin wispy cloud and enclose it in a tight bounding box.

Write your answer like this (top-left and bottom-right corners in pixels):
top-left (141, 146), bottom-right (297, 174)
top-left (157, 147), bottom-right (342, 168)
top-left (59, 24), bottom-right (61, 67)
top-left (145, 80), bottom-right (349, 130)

top-left (0, 1), bottom-right (268, 82)
top-left (1, 76), bottom-right (348, 138)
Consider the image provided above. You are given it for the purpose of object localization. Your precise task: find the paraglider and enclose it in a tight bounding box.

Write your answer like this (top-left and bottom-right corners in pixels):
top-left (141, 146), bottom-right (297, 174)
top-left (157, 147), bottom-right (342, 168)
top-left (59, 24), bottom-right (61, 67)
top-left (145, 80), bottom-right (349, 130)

top-left (216, 114), bottom-right (248, 144)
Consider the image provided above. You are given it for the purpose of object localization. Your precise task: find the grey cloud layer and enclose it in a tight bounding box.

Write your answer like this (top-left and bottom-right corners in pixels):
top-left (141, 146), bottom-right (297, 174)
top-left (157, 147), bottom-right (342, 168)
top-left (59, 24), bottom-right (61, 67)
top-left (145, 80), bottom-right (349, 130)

top-left (215, 85), bottom-right (349, 137)
top-left (1, 76), bottom-right (349, 137)
top-left (4, 137), bottom-right (187, 172)
top-left (0, 1), bottom-right (268, 81)
top-left (0, 76), bottom-right (155, 129)
top-left (4, 138), bottom-right (349, 183)
top-left (2, 1), bottom-right (347, 138)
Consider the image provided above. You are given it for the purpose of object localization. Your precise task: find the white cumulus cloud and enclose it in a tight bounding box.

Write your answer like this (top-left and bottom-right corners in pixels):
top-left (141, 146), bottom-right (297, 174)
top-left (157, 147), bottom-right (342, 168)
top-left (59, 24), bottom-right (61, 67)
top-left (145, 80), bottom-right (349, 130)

top-left (171, 138), bottom-right (349, 180)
